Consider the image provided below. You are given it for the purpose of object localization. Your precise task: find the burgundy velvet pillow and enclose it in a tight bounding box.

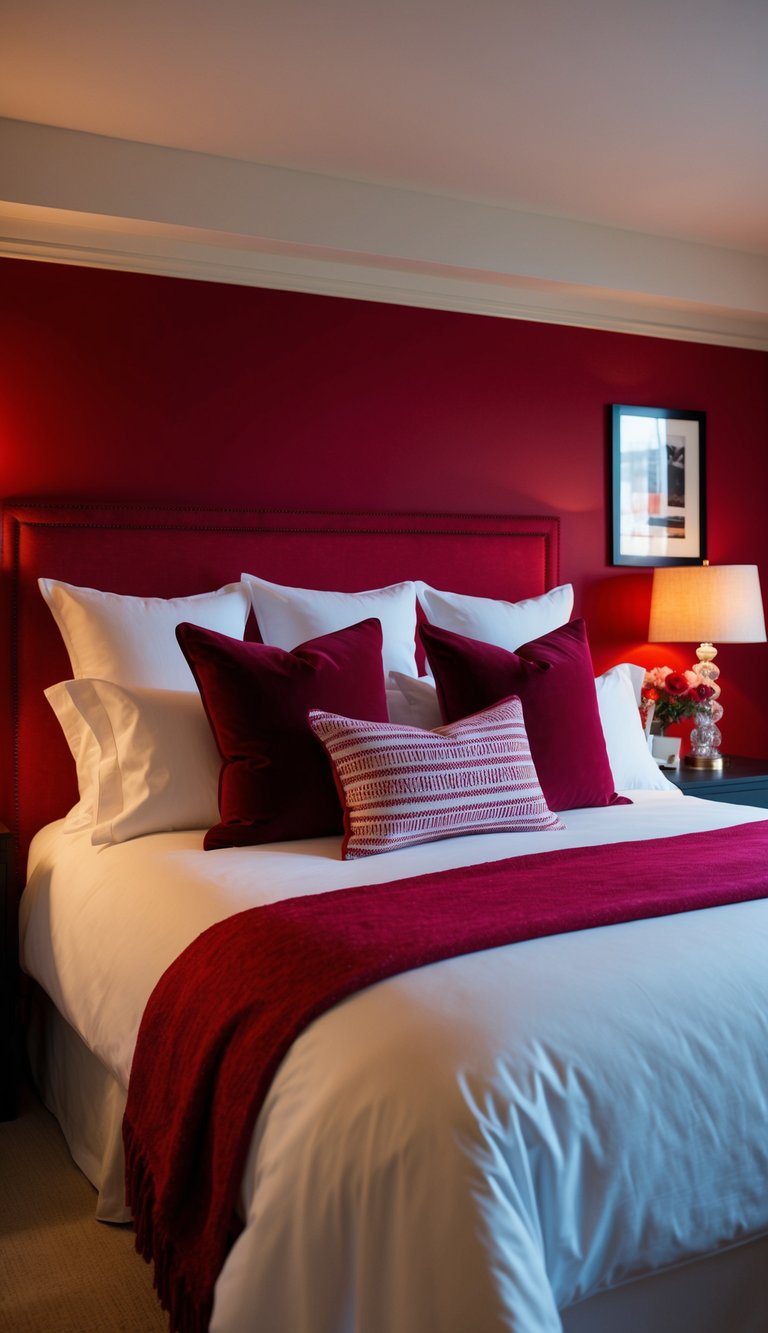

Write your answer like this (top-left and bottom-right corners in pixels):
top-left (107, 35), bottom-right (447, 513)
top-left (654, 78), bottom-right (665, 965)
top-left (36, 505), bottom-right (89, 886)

top-left (421, 618), bottom-right (628, 812)
top-left (176, 617), bottom-right (388, 848)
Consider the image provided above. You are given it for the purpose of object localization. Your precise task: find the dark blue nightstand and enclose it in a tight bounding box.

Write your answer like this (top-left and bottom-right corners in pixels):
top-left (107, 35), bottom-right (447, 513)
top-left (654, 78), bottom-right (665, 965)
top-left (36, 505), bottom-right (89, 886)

top-left (666, 757), bottom-right (768, 809)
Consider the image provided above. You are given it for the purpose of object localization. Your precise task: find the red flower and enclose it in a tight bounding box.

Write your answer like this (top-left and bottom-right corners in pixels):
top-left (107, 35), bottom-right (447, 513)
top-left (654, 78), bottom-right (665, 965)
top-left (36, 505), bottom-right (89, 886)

top-left (664, 673), bottom-right (689, 696)
top-left (691, 683), bottom-right (715, 701)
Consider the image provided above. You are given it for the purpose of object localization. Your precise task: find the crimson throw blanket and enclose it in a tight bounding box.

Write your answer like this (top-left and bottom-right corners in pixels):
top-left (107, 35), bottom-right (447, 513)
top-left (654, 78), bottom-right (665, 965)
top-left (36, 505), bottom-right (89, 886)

top-left (123, 821), bottom-right (768, 1332)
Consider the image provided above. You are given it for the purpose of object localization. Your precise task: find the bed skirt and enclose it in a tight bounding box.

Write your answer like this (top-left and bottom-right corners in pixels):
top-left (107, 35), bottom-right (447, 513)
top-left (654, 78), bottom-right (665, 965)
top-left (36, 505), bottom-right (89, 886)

top-left (26, 987), bottom-right (131, 1223)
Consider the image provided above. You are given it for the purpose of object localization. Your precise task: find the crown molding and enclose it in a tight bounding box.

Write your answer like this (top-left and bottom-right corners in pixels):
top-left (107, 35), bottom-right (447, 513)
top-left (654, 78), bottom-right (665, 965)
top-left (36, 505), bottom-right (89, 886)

top-left (2, 119), bottom-right (767, 350)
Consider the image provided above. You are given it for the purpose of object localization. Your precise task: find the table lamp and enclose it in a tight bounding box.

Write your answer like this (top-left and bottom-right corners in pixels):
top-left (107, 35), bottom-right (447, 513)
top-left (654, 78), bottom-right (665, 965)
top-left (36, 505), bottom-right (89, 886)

top-left (648, 563), bottom-right (766, 769)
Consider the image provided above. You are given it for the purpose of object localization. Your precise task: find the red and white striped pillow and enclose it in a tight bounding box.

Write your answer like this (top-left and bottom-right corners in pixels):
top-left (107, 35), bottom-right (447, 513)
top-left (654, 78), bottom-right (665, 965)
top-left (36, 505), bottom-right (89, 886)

top-left (309, 695), bottom-right (564, 859)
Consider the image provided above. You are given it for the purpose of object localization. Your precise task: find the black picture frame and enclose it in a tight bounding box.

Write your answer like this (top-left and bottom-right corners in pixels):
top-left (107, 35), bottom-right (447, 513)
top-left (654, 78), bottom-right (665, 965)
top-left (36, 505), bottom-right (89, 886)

top-left (611, 404), bottom-right (706, 566)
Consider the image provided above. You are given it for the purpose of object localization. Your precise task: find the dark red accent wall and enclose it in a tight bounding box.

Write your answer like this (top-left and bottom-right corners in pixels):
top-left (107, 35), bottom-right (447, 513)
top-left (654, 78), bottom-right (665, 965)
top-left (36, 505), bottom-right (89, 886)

top-left (2, 257), bottom-right (767, 755)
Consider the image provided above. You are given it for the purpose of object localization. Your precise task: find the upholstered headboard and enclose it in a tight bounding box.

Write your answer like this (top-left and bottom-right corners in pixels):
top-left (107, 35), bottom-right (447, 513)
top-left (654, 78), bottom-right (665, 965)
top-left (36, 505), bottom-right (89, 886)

top-left (2, 503), bottom-right (559, 872)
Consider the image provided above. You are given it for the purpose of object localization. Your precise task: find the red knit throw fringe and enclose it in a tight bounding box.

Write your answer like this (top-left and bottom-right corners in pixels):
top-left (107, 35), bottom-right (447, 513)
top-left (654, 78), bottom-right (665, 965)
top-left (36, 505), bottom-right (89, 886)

top-left (123, 820), bottom-right (768, 1332)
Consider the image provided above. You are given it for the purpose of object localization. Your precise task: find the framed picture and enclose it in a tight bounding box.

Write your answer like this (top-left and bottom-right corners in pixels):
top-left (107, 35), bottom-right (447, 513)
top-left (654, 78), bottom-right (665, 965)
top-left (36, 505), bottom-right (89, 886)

top-left (611, 404), bottom-right (706, 566)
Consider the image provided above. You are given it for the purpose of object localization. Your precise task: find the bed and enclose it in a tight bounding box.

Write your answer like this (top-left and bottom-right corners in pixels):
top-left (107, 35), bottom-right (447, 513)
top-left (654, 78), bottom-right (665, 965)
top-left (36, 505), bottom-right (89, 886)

top-left (6, 501), bottom-right (768, 1333)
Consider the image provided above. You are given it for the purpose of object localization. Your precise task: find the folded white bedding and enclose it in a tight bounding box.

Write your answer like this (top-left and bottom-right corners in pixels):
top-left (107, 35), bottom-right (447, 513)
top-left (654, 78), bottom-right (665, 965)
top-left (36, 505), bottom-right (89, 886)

top-left (20, 792), bottom-right (768, 1333)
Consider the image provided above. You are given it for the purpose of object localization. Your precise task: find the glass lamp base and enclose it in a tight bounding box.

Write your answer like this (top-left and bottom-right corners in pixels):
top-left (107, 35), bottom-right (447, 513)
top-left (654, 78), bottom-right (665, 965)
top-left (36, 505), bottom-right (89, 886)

top-left (686, 696), bottom-right (724, 771)
top-left (684, 753), bottom-right (725, 770)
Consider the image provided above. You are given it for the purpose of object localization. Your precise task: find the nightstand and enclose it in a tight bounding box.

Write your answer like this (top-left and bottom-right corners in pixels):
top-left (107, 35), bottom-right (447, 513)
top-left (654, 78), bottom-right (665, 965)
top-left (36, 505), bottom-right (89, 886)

top-left (0, 825), bottom-right (17, 1120)
top-left (666, 757), bottom-right (768, 809)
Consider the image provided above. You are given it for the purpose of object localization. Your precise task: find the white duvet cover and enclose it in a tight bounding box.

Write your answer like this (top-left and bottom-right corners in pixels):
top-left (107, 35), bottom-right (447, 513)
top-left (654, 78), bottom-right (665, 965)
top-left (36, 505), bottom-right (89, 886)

top-left (20, 792), bottom-right (768, 1333)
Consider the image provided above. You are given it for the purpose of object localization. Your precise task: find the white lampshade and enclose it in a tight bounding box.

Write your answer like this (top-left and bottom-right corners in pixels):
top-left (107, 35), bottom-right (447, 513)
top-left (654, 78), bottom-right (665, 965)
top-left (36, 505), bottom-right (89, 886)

top-left (649, 564), bottom-right (767, 644)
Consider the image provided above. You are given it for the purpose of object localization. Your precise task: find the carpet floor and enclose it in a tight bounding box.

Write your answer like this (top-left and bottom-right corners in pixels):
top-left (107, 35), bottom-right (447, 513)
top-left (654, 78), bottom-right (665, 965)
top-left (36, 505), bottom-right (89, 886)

top-left (0, 1081), bottom-right (166, 1332)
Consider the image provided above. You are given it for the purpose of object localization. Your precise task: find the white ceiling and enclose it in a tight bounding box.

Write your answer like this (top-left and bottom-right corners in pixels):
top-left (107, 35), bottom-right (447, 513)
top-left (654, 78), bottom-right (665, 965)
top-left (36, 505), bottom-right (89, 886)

top-left (2, 0), bottom-right (767, 345)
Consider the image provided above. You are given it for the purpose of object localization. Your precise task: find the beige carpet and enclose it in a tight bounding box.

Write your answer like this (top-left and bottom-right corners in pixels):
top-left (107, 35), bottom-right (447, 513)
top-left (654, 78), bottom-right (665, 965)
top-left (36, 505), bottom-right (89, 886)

top-left (0, 1082), bottom-right (166, 1332)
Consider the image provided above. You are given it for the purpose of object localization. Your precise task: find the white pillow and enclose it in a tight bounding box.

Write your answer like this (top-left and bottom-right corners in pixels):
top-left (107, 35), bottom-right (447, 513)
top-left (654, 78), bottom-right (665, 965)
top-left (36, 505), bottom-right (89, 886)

top-left (43, 682), bottom-right (101, 830)
top-left (416, 582), bottom-right (574, 650)
top-left (388, 673), bottom-right (442, 730)
top-left (241, 573), bottom-right (418, 678)
top-left (389, 660), bottom-right (679, 794)
top-left (595, 664), bottom-right (680, 794)
top-left (39, 578), bottom-right (251, 689)
top-left (45, 680), bottom-right (221, 843)
top-left (622, 662), bottom-right (645, 706)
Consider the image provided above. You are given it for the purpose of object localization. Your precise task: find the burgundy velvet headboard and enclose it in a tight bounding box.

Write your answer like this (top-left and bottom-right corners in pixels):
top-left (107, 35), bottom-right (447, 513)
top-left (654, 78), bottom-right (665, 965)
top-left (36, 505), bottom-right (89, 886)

top-left (2, 503), bottom-right (559, 874)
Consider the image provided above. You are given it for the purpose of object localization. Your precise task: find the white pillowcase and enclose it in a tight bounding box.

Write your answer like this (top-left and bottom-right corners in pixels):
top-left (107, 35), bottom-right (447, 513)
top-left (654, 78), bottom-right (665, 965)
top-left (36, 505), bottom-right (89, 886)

top-left (46, 680), bottom-right (221, 844)
top-left (241, 573), bottom-right (418, 678)
top-left (44, 681), bottom-right (102, 831)
top-left (389, 662), bottom-right (679, 794)
top-left (39, 578), bottom-right (251, 689)
top-left (621, 662), bottom-right (645, 706)
top-left (388, 673), bottom-right (442, 729)
top-left (415, 581), bottom-right (574, 650)
top-left (595, 664), bottom-right (680, 794)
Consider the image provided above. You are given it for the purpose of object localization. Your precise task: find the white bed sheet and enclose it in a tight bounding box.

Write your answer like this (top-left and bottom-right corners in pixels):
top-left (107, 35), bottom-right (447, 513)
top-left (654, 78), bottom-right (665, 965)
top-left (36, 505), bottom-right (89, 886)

top-left (20, 792), bottom-right (768, 1333)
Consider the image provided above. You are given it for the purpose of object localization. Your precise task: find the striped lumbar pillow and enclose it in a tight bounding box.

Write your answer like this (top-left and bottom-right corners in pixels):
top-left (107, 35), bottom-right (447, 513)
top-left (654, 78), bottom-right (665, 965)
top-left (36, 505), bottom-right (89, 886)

top-left (308, 695), bottom-right (564, 859)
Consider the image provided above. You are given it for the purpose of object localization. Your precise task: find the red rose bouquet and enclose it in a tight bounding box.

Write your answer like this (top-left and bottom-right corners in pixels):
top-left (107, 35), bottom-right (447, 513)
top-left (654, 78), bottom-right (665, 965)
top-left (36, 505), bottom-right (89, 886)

top-left (641, 666), bottom-right (716, 730)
